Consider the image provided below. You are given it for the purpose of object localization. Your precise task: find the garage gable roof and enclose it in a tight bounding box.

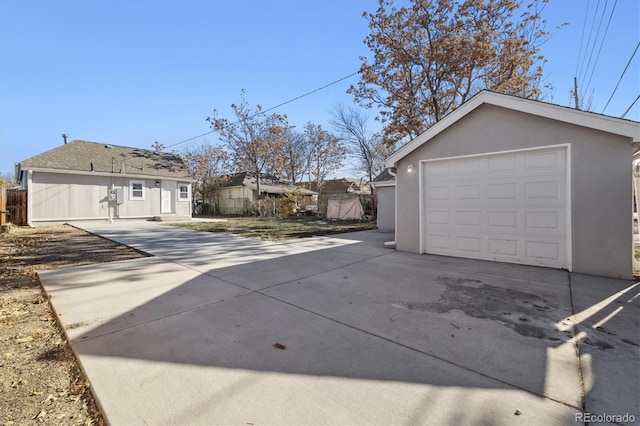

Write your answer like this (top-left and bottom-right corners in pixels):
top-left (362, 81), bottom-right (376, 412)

top-left (386, 90), bottom-right (640, 167)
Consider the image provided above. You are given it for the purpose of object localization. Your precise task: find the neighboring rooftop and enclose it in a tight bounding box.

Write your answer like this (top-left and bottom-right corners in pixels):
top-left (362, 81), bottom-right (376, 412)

top-left (220, 172), bottom-right (317, 196)
top-left (371, 169), bottom-right (395, 183)
top-left (302, 177), bottom-right (372, 194)
top-left (17, 140), bottom-right (190, 179)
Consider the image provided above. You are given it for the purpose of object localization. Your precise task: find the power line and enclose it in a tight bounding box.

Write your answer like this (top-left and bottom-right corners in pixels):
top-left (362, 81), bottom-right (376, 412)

top-left (577, 0), bottom-right (601, 84)
top-left (602, 42), bottom-right (640, 113)
top-left (166, 71), bottom-right (360, 149)
top-left (579, 0), bottom-right (609, 101)
top-left (583, 0), bottom-right (617, 98)
top-left (575, 0), bottom-right (591, 78)
top-left (621, 94), bottom-right (640, 119)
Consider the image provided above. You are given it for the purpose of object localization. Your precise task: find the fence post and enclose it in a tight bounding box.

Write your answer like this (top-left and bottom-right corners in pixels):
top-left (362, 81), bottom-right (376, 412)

top-left (0, 186), bottom-right (6, 226)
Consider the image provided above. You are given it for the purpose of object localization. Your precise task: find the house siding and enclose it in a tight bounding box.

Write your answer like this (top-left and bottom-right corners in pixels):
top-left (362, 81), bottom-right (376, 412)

top-left (395, 104), bottom-right (632, 279)
top-left (30, 172), bottom-right (190, 223)
top-left (31, 173), bottom-right (108, 221)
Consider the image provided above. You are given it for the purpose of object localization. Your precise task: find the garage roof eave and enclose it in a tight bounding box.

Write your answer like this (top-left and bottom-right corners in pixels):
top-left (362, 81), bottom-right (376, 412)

top-left (385, 90), bottom-right (640, 167)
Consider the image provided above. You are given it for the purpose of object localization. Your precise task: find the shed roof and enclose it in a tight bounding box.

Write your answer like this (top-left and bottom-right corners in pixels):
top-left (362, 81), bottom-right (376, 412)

top-left (370, 169), bottom-right (396, 188)
top-left (18, 140), bottom-right (191, 179)
top-left (386, 90), bottom-right (640, 167)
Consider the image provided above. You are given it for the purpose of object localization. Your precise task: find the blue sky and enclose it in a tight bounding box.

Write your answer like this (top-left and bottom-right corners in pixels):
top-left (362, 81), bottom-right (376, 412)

top-left (1, 0), bottom-right (639, 177)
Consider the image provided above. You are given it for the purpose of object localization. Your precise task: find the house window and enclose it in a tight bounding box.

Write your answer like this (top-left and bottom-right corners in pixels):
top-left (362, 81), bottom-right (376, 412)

top-left (130, 180), bottom-right (145, 200)
top-left (178, 183), bottom-right (189, 201)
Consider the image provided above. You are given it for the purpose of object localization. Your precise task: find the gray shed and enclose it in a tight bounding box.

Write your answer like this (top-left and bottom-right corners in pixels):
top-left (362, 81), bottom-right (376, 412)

top-left (385, 91), bottom-right (640, 279)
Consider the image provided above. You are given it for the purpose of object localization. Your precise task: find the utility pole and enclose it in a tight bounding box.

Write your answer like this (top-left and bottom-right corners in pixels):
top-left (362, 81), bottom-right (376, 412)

top-left (573, 77), bottom-right (580, 110)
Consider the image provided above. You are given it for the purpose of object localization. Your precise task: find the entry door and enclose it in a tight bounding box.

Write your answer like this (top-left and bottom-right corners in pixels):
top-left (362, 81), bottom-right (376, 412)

top-left (422, 146), bottom-right (568, 269)
top-left (161, 181), bottom-right (174, 214)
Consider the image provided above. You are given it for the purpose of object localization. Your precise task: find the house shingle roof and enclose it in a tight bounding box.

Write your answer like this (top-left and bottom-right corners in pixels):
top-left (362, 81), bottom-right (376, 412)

top-left (18, 140), bottom-right (190, 179)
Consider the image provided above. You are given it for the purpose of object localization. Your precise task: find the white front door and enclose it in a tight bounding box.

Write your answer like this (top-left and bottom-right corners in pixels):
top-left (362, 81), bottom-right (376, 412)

top-left (161, 181), bottom-right (174, 214)
top-left (422, 146), bottom-right (568, 269)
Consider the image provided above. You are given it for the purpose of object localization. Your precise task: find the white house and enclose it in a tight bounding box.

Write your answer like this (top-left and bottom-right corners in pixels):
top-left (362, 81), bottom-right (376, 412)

top-left (16, 139), bottom-right (194, 225)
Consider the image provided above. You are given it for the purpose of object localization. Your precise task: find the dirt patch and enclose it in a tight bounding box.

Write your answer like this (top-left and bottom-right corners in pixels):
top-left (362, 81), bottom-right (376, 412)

top-left (0, 225), bottom-right (148, 425)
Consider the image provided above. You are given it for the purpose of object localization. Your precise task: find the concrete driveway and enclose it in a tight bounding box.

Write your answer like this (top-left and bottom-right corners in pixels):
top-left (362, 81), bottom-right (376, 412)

top-left (39, 221), bottom-right (639, 425)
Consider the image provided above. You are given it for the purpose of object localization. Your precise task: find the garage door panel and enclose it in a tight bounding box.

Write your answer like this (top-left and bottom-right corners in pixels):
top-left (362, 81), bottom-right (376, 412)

top-left (423, 147), bottom-right (567, 270)
top-left (525, 241), bottom-right (561, 261)
top-left (429, 234), bottom-right (452, 250)
top-left (455, 236), bottom-right (482, 253)
top-left (455, 158), bottom-right (482, 174)
top-left (488, 238), bottom-right (519, 257)
top-left (488, 155), bottom-right (517, 173)
top-left (524, 150), bottom-right (564, 171)
top-left (487, 211), bottom-right (518, 228)
top-left (487, 182), bottom-right (518, 200)
top-left (429, 186), bottom-right (450, 200)
top-left (525, 211), bottom-right (561, 231)
top-left (525, 181), bottom-right (560, 200)
top-left (427, 163), bottom-right (451, 177)
top-left (455, 184), bottom-right (482, 199)
top-left (456, 211), bottom-right (482, 226)
top-left (429, 210), bottom-right (451, 225)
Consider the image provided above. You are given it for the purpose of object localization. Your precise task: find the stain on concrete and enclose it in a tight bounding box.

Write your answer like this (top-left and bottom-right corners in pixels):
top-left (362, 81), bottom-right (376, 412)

top-left (395, 279), bottom-right (564, 341)
top-left (435, 277), bottom-right (482, 286)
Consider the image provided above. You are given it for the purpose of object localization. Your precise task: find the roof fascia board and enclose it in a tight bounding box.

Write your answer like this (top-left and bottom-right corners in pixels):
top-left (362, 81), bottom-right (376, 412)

top-left (21, 167), bottom-right (194, 182)
top-left (371, 181), bottom-right (396, 188)
top-left (385, 91), bottom-right (640, 167)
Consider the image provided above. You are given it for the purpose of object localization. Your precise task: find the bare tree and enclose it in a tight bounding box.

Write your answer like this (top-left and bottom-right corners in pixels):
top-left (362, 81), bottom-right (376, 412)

top-left (331, 104), bottom-right (395, 185)
top-left (207, 90), bottom-right (288, 197)
top-left (281, 129), bottom-right (308, 185)
top-left (350, 0), bottom-right (550, 144)
top-left (0, 172), bottom-right (18, 187)
top-left (304, 123), bottom-right (346, 204)
top-left (181, 142), bottom-right (230, 214)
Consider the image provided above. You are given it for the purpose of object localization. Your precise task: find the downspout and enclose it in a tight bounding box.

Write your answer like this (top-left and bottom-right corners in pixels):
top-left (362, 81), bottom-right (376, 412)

top-left (26, 170), bottom-right (33, 227)
top-left (383, 167), bottom-right (397, 247)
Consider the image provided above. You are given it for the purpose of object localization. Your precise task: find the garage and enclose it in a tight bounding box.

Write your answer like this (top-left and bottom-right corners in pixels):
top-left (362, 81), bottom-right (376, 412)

top-left (384, 90), bottom-right (639, 279)
top-left (422, 146), bottom-right (568, 269)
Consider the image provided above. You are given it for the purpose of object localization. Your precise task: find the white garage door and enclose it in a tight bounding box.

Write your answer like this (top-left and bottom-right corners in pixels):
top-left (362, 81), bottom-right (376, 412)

top-left (422, 146), bottom-right (568, 269)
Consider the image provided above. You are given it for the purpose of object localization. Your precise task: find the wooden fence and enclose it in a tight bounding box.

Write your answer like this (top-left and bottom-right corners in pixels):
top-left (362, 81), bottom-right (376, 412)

top-left (1, 187), bottom-right (28, 226)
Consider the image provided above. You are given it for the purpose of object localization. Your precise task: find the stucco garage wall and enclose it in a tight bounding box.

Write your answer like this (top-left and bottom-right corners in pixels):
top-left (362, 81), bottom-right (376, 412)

top-left (395, 104), bottom-right (632, 279)
top-left (375, 185), bottom-right (395, 231)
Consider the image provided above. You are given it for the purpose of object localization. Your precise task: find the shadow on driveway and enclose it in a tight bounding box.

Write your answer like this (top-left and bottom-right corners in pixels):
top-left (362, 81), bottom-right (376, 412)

top-left (40, 225), bottom-right (639, 425)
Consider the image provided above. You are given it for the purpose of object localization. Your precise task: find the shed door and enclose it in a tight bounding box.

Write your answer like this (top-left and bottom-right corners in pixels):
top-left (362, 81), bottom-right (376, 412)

top-left (422, 146), bottom-right (568, 269)
top-left (161, 181), bottom-right (174, 214)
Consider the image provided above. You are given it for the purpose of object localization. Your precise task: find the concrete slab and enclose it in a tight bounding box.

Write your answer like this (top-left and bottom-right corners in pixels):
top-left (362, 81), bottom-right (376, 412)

top-left (36, 221), bottom-right (638, 425)
top-left (263, 255), bottom-right (582, 407)
top-left (40, 257), bottom-right (251, 340)
top-left (567, 274), bottom-right (640, 419)
top-left (70, 292), bottom-right (578, 425)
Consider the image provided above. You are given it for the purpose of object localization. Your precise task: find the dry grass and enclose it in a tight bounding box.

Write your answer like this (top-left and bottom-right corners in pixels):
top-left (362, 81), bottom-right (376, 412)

top-left (170, 216), bottom-right (376, 240)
